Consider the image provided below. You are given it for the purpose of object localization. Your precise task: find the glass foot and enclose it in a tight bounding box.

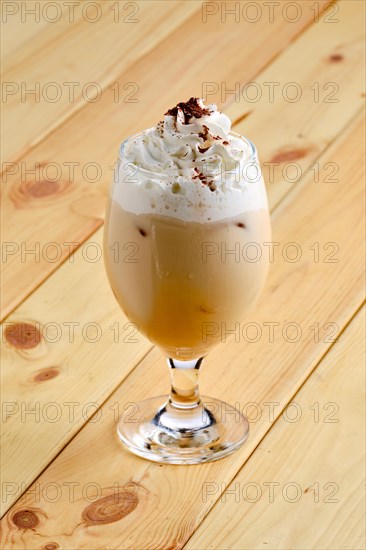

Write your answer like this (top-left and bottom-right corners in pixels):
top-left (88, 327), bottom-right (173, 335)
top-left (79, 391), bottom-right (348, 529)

top-left (117, 395), bottom-right (249, 464)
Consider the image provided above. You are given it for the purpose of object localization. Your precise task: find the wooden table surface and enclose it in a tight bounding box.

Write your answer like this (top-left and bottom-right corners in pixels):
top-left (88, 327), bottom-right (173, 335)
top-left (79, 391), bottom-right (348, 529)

top-left (1, 1), bottom-right (365, 548)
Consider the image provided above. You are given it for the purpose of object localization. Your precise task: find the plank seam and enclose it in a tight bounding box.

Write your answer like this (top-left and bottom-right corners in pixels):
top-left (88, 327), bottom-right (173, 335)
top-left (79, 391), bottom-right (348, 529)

top-left (225, 0), bottom-right (337, 115)
top-left (0, 343), bottom-right (154, 519)
top-left (182, 299), bottom-right (366, 549)
top-left (2, 103), bottom-right (363, 324)
top-left (0, 1), bottom-right (203, 171)
top-left (268, 105), bottom-right (365, 215)
top-left (3, 106), bottom-right (364, 514)
top-left (0, 219), bottom-right (104, 324)
top-left (0, 1), bottom-right (342, 320)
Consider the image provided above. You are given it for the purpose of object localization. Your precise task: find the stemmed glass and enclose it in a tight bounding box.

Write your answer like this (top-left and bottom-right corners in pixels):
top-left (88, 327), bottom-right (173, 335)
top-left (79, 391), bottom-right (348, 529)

top-left (104, 132), bottom-right (271, 464)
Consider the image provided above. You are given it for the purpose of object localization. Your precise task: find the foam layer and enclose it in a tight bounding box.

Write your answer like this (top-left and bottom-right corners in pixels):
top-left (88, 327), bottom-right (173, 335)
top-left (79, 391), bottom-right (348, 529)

top-left (112, 98), bottom-right (268, 222)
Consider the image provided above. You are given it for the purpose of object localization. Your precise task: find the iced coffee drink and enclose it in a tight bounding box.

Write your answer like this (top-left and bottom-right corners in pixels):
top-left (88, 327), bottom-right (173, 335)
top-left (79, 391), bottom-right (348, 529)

top-left (104, 98), bottom-right (271, 463)
top-left (104, 98), bottom-right (270, 359)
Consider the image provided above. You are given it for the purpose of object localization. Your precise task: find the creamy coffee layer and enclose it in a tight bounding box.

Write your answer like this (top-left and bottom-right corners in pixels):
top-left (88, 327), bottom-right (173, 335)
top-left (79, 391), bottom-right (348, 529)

top-left (104, 204), bottom-right (271, 360)
top-left (113, 98), bottom-right (268, 222)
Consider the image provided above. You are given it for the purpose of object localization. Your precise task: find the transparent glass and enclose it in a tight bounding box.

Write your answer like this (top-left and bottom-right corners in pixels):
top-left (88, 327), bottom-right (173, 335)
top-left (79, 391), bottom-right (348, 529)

top-left (103, 132), bottom-right (271, 464)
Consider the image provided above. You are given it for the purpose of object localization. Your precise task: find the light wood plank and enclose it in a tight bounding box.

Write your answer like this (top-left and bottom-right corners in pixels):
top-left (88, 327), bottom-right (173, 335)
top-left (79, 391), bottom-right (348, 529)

top-left (1, 110), bottom-right (364, 544)
top-left (1, 4), bottom-right (60, 69)
top-left (228, 0), bottom-right (366, 210)
top-left (0, 227), bottom-right (152, 514)
top-left (0, 1), bottom-right (112, 71)
top-left (0, 1), bottom-right (332, 319)
top-left (1, 0), bottom-right (202, 162)
top-left (186, 307), bottom-right (366, 550)
top-left (0, 0), bottom-right (359, 510)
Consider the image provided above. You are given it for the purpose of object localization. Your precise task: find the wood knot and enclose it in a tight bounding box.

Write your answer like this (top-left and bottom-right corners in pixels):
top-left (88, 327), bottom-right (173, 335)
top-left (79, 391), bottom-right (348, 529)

top-left (82, 491), bottom-right (138, 526)
top-left (329, 53), bottom-right (343, 63)
top-left (11, 509), bottom-right (39, 529)
top-left (27, 180), bottom-right (60, 198)
top-left (42, 544), bottom-right (59, 550)
top-left (5, 322), bottom-right (41, 349)
top-left (33, 367), bottom-right (60, 383)
top-left (270, 148), bottom-right (309, 163)
top-left (9, 176), bottom-right (71, 208)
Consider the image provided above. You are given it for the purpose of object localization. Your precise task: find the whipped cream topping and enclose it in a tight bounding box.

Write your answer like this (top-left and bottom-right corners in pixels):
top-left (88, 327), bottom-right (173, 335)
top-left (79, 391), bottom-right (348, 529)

top-left (113, 98), bottom-right (268, 222)
top-left (123, 98), bottom-right (245, 182)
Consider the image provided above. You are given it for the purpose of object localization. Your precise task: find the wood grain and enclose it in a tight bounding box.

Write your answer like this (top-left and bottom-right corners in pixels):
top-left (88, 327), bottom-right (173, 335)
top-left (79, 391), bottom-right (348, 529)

top-left (1, 3), bottom-right (60, 71)
top-left (0, 0), bottom-right (332, 320)
top-left (1, 1), bottom-right (201, 162)
top-left (228, 0), bottom-right (366, 210)
top-left (1, 110), bottom-right (364, 545)
top-left (0, 227), bottom-right (152, 514)
top-left (187, 307), bottom-right (365, 550)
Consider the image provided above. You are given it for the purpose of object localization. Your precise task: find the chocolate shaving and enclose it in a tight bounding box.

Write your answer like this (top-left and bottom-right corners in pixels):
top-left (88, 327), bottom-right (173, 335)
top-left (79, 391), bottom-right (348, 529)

top-left (193, 167), bottom-right (216, 192)
top-left (198, 125), bottom-right (212, 153)
top-left (198, 125), bottom-right (210, 140)
top-left (165, 98), bottom-right (211, 124)
top-left (156, 121), bottom-right (164, 136)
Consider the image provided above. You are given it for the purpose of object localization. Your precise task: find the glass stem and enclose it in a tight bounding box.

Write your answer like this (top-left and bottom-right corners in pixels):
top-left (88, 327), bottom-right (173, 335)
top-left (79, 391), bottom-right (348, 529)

top-left (167, 358), bottom-right (204, 410)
